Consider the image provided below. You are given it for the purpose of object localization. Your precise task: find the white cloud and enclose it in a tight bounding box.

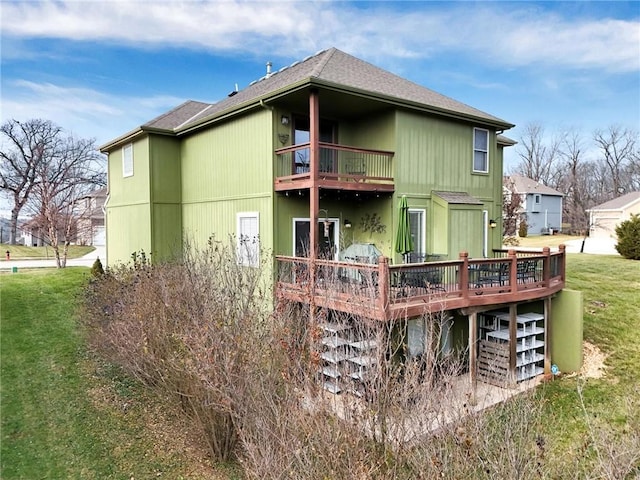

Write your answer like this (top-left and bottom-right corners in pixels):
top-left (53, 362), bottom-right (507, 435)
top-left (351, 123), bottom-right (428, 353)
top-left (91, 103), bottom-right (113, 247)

top-left (2, 1), bottom-right (638, 73)
top-left (1, 80), bottom-right (184, 145)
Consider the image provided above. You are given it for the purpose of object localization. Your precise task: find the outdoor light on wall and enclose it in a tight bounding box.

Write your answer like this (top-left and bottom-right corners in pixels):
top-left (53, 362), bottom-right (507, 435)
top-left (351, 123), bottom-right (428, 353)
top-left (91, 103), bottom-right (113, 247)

top-left (344, 219), bottom-right (352, 229)
top-left (489, 219), bottom-right (497, 228)
top-left (281, 115), bottom-right (290, 125)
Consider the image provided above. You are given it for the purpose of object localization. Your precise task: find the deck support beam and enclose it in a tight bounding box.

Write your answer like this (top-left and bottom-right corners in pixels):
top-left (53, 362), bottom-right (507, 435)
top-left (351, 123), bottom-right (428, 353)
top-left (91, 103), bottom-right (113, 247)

top-left (469, 311), bottom-right (478, 405)
top-left (509, 304), bottom-right (517, 385)
top-left (544, 296), bottom-right (552, 374)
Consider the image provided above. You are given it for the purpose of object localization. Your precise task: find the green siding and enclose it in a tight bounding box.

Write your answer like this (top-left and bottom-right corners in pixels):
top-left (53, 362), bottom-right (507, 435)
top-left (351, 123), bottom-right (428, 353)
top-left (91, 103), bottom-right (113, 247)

top-left (395, 111), bottom-right (498, 199)
top-left (106, 137), bottom-right (152, 265)
top-left (180, 110), bottom-right (274, 251)
top-left (449, 208), bottom-right (484, 259)
top-left (340, 111), bottom-right (395, 151)
top-left (107, 138), bottom-right (150, 206)
top-left (106, 204), bottom-right (151, 264)
top-left (149, 136), bottom-right (182, 260)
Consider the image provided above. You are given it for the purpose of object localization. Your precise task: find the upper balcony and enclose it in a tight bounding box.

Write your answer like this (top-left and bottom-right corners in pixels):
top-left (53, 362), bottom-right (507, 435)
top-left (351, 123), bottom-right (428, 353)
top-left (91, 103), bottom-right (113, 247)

top-left (274, 142), bottom-right (395, 193)
top-left (275, 247), bottom-right (566, 321)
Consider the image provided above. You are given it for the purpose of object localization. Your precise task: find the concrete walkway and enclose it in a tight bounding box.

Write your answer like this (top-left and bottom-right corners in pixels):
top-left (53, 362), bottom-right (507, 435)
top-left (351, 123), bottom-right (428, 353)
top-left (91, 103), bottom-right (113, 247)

top-left (0, 246), bottom-right (106, 271)
top-left (562, 237), bottom-right (619, 255)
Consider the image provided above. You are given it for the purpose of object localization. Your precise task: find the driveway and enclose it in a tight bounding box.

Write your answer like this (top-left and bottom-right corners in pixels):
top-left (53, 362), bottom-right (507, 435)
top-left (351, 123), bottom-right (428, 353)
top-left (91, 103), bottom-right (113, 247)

top-left (0, 246), bottom-right (106, 271)
top-left (563, 237), bottom-right (619, 255)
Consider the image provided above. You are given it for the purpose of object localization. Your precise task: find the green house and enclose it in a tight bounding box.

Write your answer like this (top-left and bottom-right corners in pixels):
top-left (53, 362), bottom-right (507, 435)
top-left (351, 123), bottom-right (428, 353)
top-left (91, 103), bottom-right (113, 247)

top-left (101, 48), bottom-right (582, 395)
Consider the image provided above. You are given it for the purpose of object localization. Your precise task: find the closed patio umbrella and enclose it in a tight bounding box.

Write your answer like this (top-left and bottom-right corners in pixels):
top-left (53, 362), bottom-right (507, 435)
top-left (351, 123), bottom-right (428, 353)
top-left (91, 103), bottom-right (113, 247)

top-left (395, 195), bottom-right (413, 263)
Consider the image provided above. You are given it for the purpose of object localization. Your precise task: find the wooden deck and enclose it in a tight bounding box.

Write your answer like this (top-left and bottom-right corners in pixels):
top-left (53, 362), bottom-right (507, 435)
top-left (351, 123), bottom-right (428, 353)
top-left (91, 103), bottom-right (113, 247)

top-left (276, 247), bottom-right (566, 320)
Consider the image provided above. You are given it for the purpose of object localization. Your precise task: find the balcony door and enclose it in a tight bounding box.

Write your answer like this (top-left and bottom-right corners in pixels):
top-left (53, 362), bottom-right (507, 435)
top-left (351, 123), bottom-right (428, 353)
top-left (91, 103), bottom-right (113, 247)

top-left (293, 116), bottom-right (337, 174)
top-left (293, 217), bottom-right (339, 259)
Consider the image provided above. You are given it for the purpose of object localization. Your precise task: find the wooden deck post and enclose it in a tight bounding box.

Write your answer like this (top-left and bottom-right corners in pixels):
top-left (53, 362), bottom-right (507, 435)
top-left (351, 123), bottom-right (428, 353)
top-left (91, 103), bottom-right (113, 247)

top-left (459, 251), bottom-right (469, 299)
top-left (308, 89), bottom-right (320, 326)
top-left (509, 304), bottom-right (517, 386)
top-left (378, 256), bottom-right (390, 319)
top-left (469, 311), bottom-right (478, 405)
top-left (508, 249), bottom-right (517, 293)
top-left (542, 246), bottom-right (551, 286)
top-left (558, 244), bottom-right (566, 282)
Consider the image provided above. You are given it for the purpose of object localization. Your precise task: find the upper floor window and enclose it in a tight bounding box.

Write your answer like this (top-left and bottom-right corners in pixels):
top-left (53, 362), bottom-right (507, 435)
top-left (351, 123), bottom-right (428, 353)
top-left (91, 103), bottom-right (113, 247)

top-left (473, 128), bottom-right (489, 173)
top-left (122, 143), bottom-right (134, 177)
top-left (237, 212), bottom-right (260, 267)
top-left (534, 194), bottom-right (542, 205)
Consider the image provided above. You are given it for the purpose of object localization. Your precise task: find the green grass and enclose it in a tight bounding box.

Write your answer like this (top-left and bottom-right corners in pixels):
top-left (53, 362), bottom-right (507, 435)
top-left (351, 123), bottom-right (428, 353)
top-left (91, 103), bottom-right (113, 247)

top-left (536, 253), bottom-right (640, 470)
top-left (510, 233), bottom-right (579, 248)
top-left (1, 243), bottom-right (95, 259)
top-left (0, 269), bottom-right (222, 479)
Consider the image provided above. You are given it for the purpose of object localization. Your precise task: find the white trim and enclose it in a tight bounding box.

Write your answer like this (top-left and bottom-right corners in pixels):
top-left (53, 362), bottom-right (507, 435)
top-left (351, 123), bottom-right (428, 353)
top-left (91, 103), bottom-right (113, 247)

top-left (482, 210), bottom-right (489, 258)
top-left (472, 128), bottom-right (489, 173)
top-left (237, 211), bottom-right (260, 267)
top-left (408, 208), bottom-right (426, 255)
top-left (292, 217), bottom-right (340, 260)
top-left (122, 143), bottom-right (134, 177)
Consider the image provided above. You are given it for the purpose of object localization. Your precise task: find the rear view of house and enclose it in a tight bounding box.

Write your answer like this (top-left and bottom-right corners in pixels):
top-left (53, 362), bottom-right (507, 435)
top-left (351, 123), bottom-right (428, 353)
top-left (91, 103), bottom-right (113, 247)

top-left (101, 48), bottom-right (582, 398)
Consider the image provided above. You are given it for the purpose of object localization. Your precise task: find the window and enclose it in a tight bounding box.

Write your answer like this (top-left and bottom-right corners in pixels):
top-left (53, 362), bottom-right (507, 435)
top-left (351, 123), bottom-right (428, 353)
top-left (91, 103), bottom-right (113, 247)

top-left (473, 128), bottom-right (489, 173)
top-left (122, 143), bottom-right (133, 177)
top-left (534, 194), bottom-right (542, 205)
top-left (237, 212), bottom-right (259, 267)
top-left (408, 209), bottom-right (426, 256)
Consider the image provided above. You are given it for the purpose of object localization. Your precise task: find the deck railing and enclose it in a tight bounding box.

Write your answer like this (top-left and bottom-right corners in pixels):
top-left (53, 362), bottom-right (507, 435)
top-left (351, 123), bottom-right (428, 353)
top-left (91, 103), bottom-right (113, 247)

top-left (276, 246), bottom-right (566, 320)
top-left (275, 142), bottom-right (394, 186)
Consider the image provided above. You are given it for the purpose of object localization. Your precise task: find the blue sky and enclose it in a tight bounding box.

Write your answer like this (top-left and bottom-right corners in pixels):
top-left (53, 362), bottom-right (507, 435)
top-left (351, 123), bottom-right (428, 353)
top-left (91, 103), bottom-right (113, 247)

top-left (1, 0), bottom-right (639, 173)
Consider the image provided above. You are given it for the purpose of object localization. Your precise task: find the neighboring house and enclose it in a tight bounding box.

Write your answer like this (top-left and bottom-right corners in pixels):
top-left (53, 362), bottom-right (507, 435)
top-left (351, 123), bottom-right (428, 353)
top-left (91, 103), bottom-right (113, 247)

top-left (504, 175), bottom-right (563, 236)
top-left (18, 217), bottom-right (45, 247)
top-left (587, 191), bottom-right (640, 240)
top-left (76, 187), bottom-right (107, 246)
top-left (101, 48), bottom-right (582, 396)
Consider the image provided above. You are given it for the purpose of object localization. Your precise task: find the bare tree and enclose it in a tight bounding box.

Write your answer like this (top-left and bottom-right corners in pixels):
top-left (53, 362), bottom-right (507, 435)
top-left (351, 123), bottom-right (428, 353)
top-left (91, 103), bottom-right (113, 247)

top-left (0, 119), bottom-right (60, 244)
top-left (502, 178), bottom-right (525, 236)
top-left (514, 123), bottom-right (562, 185)
top-left (29, 131), bottom-right (105, 267)
top-left (593, 125), bottom-right (639, 197)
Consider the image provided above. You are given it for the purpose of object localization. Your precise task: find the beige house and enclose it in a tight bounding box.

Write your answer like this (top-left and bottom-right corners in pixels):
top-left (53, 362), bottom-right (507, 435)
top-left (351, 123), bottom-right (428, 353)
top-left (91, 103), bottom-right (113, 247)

top-left (587, 191), bottom-right (640, 239)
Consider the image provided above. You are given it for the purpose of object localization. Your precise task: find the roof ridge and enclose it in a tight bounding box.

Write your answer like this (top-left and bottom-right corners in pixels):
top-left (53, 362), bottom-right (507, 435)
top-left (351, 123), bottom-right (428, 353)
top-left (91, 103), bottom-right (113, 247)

top-left (310, 47), bottom-right (336, 78)
top-left (143, 100), bottom-right (205, 128)
top-left (175, 104), bottom-right (214, 130)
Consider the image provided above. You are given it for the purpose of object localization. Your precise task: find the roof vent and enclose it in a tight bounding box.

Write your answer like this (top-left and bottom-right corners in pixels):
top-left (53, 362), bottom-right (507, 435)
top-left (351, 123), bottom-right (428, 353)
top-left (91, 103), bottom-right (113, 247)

top-left (266, 61), bottom-right (273, 78)
top-left (227, 83), bottom-right (239, 97)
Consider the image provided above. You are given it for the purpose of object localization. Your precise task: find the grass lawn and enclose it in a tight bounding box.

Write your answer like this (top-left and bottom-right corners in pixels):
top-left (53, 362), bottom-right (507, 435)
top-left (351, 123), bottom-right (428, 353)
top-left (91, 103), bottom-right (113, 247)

top-left (510, 233), bottom-right (580, 248)
top-left (1, 243), bottom-right (95, 259)
top-left (537, 253), bottom-right (640, 471)
top-left (0, 268), bottom-right (228, 479)
top-left (1, 256), bottom-right (638, 477)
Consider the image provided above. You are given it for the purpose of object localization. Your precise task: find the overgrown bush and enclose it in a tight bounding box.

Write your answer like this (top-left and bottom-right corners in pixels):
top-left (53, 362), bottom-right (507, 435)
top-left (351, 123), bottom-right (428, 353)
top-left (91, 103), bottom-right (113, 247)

top-left (81, 241), bottom-right (640, 478)
top-left (615, 214), bottom-right (640, 260)
top-left (518, 219), bottom-right (528, 238)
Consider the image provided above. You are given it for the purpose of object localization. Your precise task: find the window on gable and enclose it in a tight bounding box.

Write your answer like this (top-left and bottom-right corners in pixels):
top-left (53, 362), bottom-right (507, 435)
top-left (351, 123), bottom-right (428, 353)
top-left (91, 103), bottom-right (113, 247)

top-left (534, 194), bottom-right (542, 205)
top-left (473, 128), bottom-right (489, 173)
top-left (237, 212), bottom-right (260, 267)
top-left (122, 143), bottom-right (134, 177)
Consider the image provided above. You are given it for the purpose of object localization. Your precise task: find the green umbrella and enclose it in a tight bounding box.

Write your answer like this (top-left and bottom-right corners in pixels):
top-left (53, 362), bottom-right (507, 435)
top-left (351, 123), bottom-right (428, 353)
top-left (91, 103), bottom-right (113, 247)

top-left (395, 195), bottom-right (413, 262)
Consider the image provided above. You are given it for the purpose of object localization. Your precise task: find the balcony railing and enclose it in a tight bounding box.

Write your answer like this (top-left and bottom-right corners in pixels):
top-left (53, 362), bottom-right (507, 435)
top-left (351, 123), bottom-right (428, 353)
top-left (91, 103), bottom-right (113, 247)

top-left (276, 246), bottom-right (566, 321)
top-left (275, 142), bottom-right (394, 191)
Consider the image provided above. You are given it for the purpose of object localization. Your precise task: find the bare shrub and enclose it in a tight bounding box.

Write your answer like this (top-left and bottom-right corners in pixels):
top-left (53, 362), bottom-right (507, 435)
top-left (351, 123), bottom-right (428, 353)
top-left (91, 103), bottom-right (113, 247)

top-left (82, 238), bottom-right (272, 461)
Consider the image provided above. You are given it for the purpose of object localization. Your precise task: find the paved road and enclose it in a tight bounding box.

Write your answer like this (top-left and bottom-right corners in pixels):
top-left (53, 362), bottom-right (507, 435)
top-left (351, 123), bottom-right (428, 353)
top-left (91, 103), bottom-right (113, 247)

top-left (0, 246), bottom-right (106, 271)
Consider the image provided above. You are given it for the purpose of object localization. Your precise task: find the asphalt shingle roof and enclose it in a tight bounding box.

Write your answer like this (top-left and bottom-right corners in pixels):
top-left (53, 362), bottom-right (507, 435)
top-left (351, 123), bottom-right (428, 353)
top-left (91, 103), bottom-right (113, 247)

top-left (506, 175), bottom-right (563, 196)
top-left (588, 191), bottom-right (640, 211)
top-left (182, 48), bottom-right (512, 130)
